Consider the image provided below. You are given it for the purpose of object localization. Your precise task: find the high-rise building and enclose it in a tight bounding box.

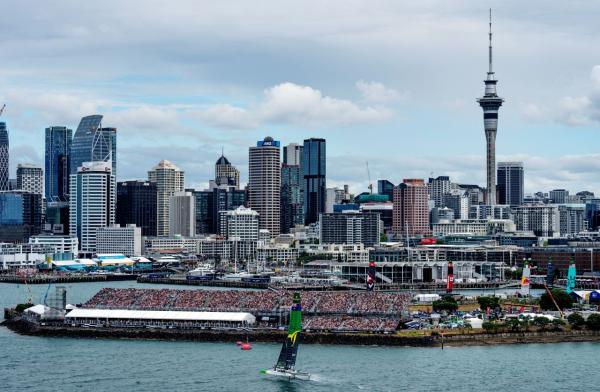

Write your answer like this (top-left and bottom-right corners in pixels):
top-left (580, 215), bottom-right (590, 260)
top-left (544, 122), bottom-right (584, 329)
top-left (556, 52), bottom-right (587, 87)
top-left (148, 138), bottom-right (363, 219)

top-left (378, 180), bottom-right (395, 202)
top-left (70, 115), bottom-right (117, 177)
top-left (477, 11), bottom-right (504, 205)
top-left (302, 138), bottom-right (326, 225)
top-left (0, 191), bottom-right (43, 242)
top-left (558, 205), bottom-right (585, 236)
top-left (443, 189), bottom-right (470, 220)
top-left (116, 180), bottom-right (157, 236)
top-left (283, 143), bottom-right (302, 166)
top-left (219, 206), bottom-right (259, 241)
top-left (497, 162), bottom-right (524, 206)
top-left (45, 201), bottom-right (70, 234)
top-left (69, 161), bottom-right (115, 254)
top-left (325, 187), bottom-right (347, 213)
top-left (549, 189), bottom-right (569, 204)
top-left (215, 154), bottom-right (240, 188)
top-left (392, 179), bottom-right (431, 236)
top-left (513, 205), bottom-right (559, 237)
top-left (249, 137), bottom-right (281, 236)
top-left (428, 176), bottom-right (451, 207)
top-left (16, 164), bottom-right (44, 196)
top-left (281, 143), bottom-right (303, 233)
top-left (148, 160), bottom-right (184, 236)
top-left (169, 191), bottom-right (195, 237)
top-left (45, 126), bottom-right (72, 202)
top-left (96, 224), bottom-right (142, 256)
top-left (320, 211), bottom-right (381, 247)
top-left (190, 185), bottom-right (246, 235)
top-left (0, 122), bottom-right (9, 191)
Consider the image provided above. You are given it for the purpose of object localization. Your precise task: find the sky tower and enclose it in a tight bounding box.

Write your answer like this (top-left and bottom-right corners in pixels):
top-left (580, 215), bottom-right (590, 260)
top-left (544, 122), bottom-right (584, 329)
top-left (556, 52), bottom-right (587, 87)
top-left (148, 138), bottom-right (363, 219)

top-left (478, 9), bottom-right (504, 205)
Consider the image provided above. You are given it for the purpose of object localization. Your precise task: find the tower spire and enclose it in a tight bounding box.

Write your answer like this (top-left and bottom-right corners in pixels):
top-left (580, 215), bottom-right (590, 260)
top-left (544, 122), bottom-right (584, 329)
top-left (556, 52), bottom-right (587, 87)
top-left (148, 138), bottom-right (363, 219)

top-left (488, 8), bottom-right (493, 77)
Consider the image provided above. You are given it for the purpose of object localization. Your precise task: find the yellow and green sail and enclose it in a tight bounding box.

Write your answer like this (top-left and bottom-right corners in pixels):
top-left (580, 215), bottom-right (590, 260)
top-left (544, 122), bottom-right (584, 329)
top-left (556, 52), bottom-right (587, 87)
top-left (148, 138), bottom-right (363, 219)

top-left (274, 292), bottom-right (302, 370)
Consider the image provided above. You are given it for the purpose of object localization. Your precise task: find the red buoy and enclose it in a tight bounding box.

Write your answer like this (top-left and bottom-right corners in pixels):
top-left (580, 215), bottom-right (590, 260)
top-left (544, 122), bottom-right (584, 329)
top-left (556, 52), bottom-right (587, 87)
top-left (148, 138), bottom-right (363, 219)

top-left (241, 343), bottom-right (252, 350)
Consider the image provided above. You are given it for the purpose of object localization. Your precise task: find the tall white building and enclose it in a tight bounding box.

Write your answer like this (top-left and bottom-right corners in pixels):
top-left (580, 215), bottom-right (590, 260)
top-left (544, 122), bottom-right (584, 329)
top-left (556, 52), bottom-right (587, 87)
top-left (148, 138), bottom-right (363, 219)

top-left (148, 160), bottom-right (184, 236)
top-left (249, 137), bottom-right (281, 236)
top-left (219, 206), bottom-right (259, 241)
top-left (69, 161), bottom-right (115, 255)
top-left (96, 224), bottom-right (142, 256)
top-left (169, 191), bottom-right (195, 237)
top-left (17, 163), bottom-right (44, 196)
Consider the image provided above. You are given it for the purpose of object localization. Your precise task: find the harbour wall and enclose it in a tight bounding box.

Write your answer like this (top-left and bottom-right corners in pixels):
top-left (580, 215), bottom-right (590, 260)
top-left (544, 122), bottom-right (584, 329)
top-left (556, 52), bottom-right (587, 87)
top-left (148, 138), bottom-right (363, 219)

top-left (4, 316), bottom-right (600, 347)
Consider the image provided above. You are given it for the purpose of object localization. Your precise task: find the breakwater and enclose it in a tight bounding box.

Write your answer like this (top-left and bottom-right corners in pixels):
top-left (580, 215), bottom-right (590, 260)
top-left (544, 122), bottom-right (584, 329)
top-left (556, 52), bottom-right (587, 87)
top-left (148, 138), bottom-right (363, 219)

top-left (4, 315), bottom-right (600, 347)
top-left (0, 274), bottom-right (138, 284)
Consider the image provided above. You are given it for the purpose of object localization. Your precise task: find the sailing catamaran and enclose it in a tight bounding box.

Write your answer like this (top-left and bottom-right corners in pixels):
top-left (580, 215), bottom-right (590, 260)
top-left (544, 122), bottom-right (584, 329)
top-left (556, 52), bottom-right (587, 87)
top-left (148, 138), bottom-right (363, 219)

top-left (261, 292), bottom-right (310, 380)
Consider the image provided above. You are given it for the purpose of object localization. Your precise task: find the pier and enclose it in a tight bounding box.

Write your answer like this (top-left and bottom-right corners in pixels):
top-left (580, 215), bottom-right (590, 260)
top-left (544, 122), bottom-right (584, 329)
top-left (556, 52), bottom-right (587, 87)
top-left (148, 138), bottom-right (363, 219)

top-left (0, 274), bottom-right (138, 284)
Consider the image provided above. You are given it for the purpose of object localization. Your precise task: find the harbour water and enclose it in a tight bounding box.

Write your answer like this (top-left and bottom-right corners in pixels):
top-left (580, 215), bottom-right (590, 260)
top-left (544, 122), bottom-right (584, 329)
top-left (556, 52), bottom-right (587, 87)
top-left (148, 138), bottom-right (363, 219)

top-left (1, 282), bottom-right (598, 391)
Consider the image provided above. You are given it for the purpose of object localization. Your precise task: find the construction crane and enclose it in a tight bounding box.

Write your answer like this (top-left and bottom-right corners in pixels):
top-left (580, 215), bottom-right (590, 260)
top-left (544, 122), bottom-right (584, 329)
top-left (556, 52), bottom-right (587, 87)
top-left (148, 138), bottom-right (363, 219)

top-left (0, 104), bottom-right (5, 117)
top-left (366, 161), bottom-right (373, 194)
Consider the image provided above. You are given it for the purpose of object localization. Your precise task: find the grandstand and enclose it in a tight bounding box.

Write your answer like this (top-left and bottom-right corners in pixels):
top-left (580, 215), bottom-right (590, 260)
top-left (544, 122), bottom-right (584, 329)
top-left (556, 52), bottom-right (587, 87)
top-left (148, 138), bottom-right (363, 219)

top-left (83, 288), bottom-right (410, 333)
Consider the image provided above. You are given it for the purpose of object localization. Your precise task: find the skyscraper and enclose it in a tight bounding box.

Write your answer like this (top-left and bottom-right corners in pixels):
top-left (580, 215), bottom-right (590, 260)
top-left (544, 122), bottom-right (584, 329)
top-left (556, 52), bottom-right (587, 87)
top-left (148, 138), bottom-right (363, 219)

top-left (116, 180), bottom-right (158, 236)
top-left (169, 191), bottom-right (195, 237)
top-left (70, 115), bottom-right (116, 177)
top-left (45, 126), bottom-right (72, 202)
top-left (215, 154), bottom-right (240, 188)
top-left (16, 164), bottom-right (44, 196)
top-left (249, 136), bottom-right (281, 236)
top-left (427, 176), bottom-right (451, 207)
top-left (497, 162), bottom-right (524, 206)
top-left (69, 161), bottom-right (115, 255)
top-left (377, 180), bottom-right (395, 201)
top-left (281, 142), bottom-right (303, 233)
top-left (477, 10), bottom-right (504, 205)
top-left (148, 160), bottom-right (184, 236)
top-left (0, 122), bottom-right (9, 191)
top-left (0, 191), bottom-right (43, 242)
top-left (392, 179), bottom-right (431, 237)
top-left (302, 138), bottom-right (326, 225)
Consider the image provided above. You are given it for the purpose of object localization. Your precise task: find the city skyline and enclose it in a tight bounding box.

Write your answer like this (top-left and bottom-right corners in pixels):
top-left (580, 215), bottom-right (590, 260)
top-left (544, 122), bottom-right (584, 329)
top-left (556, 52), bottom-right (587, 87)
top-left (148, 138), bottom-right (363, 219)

top-left (1, 2), bottom-right (600, 195)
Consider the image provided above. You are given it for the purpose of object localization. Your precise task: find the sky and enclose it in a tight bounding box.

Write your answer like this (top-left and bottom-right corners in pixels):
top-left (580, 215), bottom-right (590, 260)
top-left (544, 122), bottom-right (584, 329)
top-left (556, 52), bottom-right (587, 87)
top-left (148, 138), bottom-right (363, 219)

top-left (1, 0), bottom-right (600, 195)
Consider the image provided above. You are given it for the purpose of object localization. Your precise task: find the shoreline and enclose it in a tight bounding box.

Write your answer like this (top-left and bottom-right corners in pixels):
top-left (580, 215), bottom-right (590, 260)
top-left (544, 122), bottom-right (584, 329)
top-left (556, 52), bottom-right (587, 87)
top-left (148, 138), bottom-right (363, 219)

top-left (3, 317), bottom-right (600, 347)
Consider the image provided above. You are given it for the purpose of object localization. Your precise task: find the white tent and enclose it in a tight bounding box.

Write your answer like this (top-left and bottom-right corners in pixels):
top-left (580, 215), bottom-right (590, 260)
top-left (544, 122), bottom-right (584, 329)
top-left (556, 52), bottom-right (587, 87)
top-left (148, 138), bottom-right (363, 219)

top-left (65, 308), bottom-right (256, 324)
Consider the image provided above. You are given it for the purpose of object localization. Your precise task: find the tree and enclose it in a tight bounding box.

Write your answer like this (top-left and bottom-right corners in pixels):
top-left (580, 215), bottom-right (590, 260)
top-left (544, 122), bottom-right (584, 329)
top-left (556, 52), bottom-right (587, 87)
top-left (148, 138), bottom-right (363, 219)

top-left (505, 317), bottom-right (522, 332)
top-left (15, 303), bottom-right (34, 313)
top-left (567, 313), bottom-right (585, 329)
top-left (482, 321), bottom-right (500, 333)
top-left (586, 313), bottom-right (600, 331)
top-left (432, 297), bottom-right (458, 313)
top-left (551, 318), bottom-right (566, 331)
top-left (539, 289), bottom-right (573, 311)
top-left (477, 296), bottom-right (500, 311)
top-left (532, 317), bottom-right (551, 330)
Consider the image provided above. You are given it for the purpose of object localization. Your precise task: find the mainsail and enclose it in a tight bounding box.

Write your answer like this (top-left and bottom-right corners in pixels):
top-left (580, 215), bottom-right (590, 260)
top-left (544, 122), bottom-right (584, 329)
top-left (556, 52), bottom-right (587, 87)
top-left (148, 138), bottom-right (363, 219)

top-left (520, 261), bottom-right (531, 296)
top-left (447, 261), bottom-right (454, 293)
top-left (275, 292), bottom-right (302, 371)
top-left (367, 261), bottom-right (376, 291)
top-left (566, 259), bottom-right (576, 294)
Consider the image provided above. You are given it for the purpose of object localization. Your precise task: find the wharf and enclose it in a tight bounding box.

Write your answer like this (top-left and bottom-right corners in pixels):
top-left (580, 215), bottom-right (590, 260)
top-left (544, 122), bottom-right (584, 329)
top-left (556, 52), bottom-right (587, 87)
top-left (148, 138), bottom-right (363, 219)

top-left (137, 276), bottom-right (269, 289)
top-left (4, 316), bottom-right (600, 347)
top-left (137, 276), bottom-right (521, 292)
top-left (0, 274), bottom-right (138, 284)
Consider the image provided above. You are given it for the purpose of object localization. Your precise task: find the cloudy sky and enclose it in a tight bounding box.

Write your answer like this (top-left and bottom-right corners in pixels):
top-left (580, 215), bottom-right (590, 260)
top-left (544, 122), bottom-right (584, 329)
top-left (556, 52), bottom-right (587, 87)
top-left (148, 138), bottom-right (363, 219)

top-left (1, 1), bottom-right (600, 194)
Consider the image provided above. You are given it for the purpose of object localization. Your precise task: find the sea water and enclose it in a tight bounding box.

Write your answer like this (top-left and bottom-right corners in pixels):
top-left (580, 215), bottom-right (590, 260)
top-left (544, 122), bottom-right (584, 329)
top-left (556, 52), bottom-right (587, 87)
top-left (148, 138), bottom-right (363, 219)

top-left (1, 281), bottom-right (598, 391)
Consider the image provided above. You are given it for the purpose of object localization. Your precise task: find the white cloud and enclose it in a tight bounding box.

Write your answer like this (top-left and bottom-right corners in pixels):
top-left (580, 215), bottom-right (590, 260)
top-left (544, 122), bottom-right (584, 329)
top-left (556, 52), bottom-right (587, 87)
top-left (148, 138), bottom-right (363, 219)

top-left (194, 82), bottom-right (395, 129)
top-left (524, 65), bottom-right (600, 127)
top-left (355, 80), bottom-right (403, 103)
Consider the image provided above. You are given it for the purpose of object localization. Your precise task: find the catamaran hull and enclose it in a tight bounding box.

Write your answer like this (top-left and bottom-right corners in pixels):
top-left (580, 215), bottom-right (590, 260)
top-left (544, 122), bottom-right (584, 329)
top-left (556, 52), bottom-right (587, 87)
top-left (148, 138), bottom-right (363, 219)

top-left (262, 369), bottom-right (311, 381)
